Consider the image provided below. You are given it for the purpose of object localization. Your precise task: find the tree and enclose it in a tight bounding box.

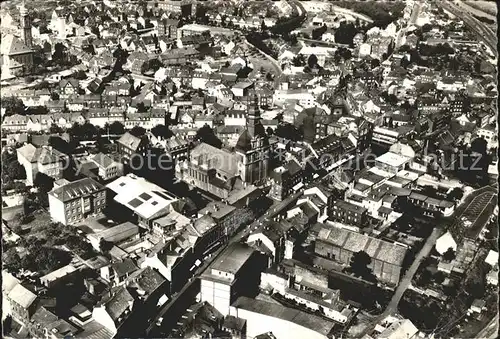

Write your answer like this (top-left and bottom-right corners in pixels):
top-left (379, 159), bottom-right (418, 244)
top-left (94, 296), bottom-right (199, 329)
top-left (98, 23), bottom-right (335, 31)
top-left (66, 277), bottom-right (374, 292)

top-left (447, 187), bottom-right (463, 202)
top-left (1, 150), bottom-right (25, 182)
top-left (2, 248), bottom-right (22, 272)
top-left (136, 102), bottom-right (148, 112)
top-left (370, 58), bottom-right (381, 68)
top-left (274, 123), bottom-right (302, 142)
top-left (51, 92), bottom-right (60, 100)
top-left (52, 42), bottom-right (68, 64)
top-left (109, 121), bottom-right (125, 135)
top-left (442, 248), bottom-right (456, 262)
top-left (346, 251), bottom-right (377, 282)
top-left (34, 172), bottom-right (55, 193)
top-left (312, 24), bottom-right (327, 40)
top-left (266, 127), bottom-right (274, 136)
top-left (7, 161), bottom-right (26, 181)
top-left (151, 124), bottom-right (173, 139)
top-left (307, 54), bottom-right (318, 69)
top-left (130, 125), bottom-right (146, 137)
top-left (1, 97), bottom-right (25, 116)
top-left (99, 239), bottom-right (114, 253)
top-left (195, 125), bottom-right (222, 148)
top-left (73, 70), bottom-right (87, 80)
top-left (49, 123), bottom-right (64, 134)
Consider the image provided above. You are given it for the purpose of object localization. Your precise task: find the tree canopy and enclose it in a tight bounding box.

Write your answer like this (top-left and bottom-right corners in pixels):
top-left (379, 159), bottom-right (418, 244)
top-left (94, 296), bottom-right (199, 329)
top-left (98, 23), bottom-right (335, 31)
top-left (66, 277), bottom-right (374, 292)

top-left (345, 251), bottom-right (377, 283)
top-left (1, 97), bottom-right (25, 116)
top-left (195, 125), bottom-right (222, 148)
top-left (151, 124), bottom-right (173, 139)
top-left (129, 125), bottom-right (146, 137)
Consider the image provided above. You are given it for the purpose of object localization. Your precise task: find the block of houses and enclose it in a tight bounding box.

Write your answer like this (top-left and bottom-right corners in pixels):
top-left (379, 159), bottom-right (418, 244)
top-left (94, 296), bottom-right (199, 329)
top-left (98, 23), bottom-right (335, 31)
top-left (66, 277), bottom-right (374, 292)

top-left (92, 286), bottom-right (134, 336)
top-left (7, 284), bottom-right (38, 324)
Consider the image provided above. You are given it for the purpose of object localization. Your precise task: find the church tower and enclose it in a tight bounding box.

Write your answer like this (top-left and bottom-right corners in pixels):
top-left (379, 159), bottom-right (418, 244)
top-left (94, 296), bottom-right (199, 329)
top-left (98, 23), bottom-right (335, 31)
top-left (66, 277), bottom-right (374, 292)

top-left (19, 2), bottom-right (32, 48)
top-left (235, 93), bottom-right (270, 185)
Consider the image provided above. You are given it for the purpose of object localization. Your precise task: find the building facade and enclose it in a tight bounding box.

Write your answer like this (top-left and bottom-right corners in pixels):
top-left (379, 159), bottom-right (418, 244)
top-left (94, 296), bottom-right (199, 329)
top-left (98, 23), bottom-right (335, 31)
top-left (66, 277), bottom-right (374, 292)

top-left (235, 95), bottom-right (270, 185)
top-left (48, 178), bottom-right (107, 225)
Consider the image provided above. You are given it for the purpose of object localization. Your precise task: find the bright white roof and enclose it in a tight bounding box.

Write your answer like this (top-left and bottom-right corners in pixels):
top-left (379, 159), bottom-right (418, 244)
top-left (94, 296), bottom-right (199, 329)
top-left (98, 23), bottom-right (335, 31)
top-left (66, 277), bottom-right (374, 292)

top-left (376, 152), bottom-right (411, 168)
top-left (107, 174), bottom-right (177, 219)
top-left (485, 250), bottom-right (498, 267)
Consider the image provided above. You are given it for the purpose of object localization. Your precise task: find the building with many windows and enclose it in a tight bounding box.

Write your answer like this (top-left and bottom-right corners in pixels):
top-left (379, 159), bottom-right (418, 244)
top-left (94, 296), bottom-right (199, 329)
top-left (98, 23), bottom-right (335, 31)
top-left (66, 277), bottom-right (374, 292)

top-left (330, 200), bottom-right (367, 226)
top-left (48, 178), bottom-right (107, 225)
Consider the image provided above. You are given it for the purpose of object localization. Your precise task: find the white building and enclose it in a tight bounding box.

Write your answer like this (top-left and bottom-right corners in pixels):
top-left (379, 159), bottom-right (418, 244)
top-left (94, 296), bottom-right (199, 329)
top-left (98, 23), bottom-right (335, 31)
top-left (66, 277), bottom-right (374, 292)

top-left (435, 231), bottom-right (457, 255)
top-left (200, 244), bottom-right (256, 316)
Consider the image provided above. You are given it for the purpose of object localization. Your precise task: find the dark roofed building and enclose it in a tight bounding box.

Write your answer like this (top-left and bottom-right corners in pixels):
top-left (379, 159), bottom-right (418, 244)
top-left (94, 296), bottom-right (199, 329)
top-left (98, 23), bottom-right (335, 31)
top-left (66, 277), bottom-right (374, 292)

top-left (93, 286), bottom-right (134, 335)
top-left (314, 224), bottom-right (407, 285)
top-left (116, 132), bottom-right (149, 162)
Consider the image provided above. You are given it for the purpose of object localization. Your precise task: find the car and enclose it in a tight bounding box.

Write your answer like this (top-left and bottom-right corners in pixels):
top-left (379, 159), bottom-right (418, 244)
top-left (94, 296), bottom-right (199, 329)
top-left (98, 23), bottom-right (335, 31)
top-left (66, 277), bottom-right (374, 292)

top-left (156, 317), bottom-right (163, 326)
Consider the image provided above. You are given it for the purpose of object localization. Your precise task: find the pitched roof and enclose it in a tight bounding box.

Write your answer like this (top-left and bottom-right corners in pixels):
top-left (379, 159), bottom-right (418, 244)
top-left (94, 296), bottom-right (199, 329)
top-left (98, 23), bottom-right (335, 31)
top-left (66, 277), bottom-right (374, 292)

top-left (112, 258), bottom-right (138, 277)
top-left (104, 287), bottom-right (134, 322)
top-left (92, 152), bottom-right (116, 169)
top-left (235, 129), bottom-right (252, 152)
top-left (117, 132), bottom-right (143, 151)
top-left (134, 267), bottom-right (166, 294)
top-left (17, 144), bottom-right (66, 164)
top-left (1, 34), bottom-right (33, 55)
top-left (8, 284), bottom-right (37, 308)
top-left (317, 225), bottom-right (407, 266)
top-left (49, 177), bottom-right (104, 202)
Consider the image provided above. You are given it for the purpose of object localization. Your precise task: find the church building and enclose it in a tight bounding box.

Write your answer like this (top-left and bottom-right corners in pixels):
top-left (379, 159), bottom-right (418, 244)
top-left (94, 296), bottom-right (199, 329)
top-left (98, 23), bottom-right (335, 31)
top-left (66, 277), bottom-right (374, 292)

top-left (235, 93), bottom-right (270, 185)
top-left (1, 2), bottom-right (34, 78)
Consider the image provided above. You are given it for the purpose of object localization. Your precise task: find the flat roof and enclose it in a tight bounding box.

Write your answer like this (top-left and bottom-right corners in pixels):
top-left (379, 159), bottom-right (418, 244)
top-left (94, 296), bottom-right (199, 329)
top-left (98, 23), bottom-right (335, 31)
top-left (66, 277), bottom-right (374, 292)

top-left (88, 222), bottom-right (139, 243)
top-left (232, 296), bottom-right (336, 336)
top-left (209, 243), bottom-right (254, 274)
top-left (375, 152), bottom-right (411, 168)
top-left (107, 174), bottom-right (177, 219)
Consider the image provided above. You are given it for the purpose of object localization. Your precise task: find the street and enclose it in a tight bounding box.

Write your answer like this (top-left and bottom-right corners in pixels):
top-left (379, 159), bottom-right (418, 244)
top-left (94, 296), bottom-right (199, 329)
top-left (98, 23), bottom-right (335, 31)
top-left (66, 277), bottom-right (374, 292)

top-left (355, 227), bottom-right (442, 338)
top-left (475, 314), bottom-right (499, 339)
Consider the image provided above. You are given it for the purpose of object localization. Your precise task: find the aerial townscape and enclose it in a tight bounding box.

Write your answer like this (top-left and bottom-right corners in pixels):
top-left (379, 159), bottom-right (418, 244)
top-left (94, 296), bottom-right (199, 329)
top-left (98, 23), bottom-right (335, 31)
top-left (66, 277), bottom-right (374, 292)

top-left (1, 0), bottom-right (498, 338)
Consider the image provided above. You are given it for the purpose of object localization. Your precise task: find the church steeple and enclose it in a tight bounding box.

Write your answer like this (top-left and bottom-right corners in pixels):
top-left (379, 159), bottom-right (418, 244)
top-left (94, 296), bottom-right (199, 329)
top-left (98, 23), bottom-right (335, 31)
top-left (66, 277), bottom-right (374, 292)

top-left (246, 92), bottom-right (264, 138)
top-left (19, 1), bottom-right (32, 48)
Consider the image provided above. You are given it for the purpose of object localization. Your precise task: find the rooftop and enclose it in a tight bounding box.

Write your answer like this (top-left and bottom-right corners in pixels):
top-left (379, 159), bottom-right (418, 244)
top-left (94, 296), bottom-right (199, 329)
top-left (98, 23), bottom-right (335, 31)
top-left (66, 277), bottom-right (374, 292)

top-left (88, 222), bottom-right (139, 244)
top-left (232, 296), bottom-right (336, 336)
top-left (8, 284), bottom-right (37, 308)
top-left (107, 174), bottom-right (177, 220)
top-left (209, 243), bottom-right (254, 274)
top-left (49, 178), bottom-right (104, 203)
top-left (316, 224), bottom-right (407, 266)
top-left (375, 152), bottom-right (411, 168)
